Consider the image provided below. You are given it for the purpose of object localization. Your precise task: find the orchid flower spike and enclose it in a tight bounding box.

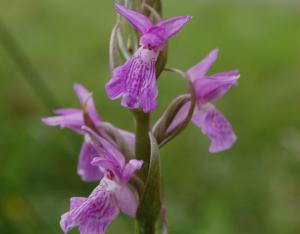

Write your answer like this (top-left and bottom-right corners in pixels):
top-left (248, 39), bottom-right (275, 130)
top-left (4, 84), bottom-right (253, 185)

top-left (42, 83), bottom-right (135, 181)
top-left (169, 49), bottom-right (240, 153)
top-left (60, 127), bottom-right (143, 234)
top-left (106, 3), bottom-right (192, 113)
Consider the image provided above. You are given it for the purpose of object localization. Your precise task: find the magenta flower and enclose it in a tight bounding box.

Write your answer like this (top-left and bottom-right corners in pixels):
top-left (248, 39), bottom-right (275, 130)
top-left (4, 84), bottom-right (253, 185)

top-left (60, 127), bottom-right (143, 234)
top-left (42, 83), bottom-right (101, 133)
top-left (42, 83), bottom-right (134, 181)
top-left (169, 49), bottom-right (240, 153)
top-left (105, 3), bottom-right (192, 112)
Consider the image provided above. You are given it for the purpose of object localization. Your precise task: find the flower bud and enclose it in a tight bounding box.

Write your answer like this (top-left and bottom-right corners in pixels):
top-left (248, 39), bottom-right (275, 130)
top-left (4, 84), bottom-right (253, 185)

top-left (153, 94), bottom-right (193, 147)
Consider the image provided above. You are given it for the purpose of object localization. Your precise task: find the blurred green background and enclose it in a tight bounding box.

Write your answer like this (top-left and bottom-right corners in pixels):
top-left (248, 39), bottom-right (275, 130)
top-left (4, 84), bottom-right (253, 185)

top-left (1, 0), bottom-right (300, 233)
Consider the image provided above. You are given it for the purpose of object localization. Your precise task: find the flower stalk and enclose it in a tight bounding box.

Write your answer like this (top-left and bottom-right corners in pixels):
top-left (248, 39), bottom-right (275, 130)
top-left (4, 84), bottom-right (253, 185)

top-left (133, 107), bottom-right (163, 234)
top-left (133, 110), bottom-right (151, 182)
top-left (136, 133), bottom-right (162, 234)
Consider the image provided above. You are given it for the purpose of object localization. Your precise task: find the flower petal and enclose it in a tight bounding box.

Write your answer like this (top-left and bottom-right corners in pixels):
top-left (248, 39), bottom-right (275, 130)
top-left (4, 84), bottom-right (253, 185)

top-left (115, 185), bottom-right (138, 217)
top-left (60, 197), bottom-right (86, 234)
top-left (192, 104), bottom-right (237, 153)
top-left (105, 59), bottom-right (133, 100)
top-left (74, 83), bottom-right (101, 125)
top-left (139, 68), bottom-right (158, 113)
top-left (135, 48), bottom-right (158, 112)
top-left (54, 108), bottom-right (82, 115)
top-left (193, 73), bottom-right (239, 103)
top-left (77, 139), bottom-right (103, 182)
top-left (167, 101), bottom-right (191, 133)
top-left (157, 16), bottom-right (192, 40)
top-left (70, 197), bottom-right (86, 210)
top-left (121, 94), bottom-right (140, 109)
top-left (213, 69), bottom-right (239, 78)
top-left (118, 129), bottom-right (135, 150)
top-left (107, 48), bottom-right (159, 112)
top-left (91, 158), bottom-right (123, 182)
top-left (115, 4), bottom-right (153, 34)
top-left (82, 127), bottom-right (126, 168)
top-left (73, 83), bottom-right (91, 105)
top-left (122, 160), bottom-right (143, 183)
top-left (78, 220), bottom-right (107, 234)
top-left (60, 181), bottom-right (119, 234)
top-left (187, 49), bottom-right (219, 81)
top-left (42, 112), bottom-right (83, 133)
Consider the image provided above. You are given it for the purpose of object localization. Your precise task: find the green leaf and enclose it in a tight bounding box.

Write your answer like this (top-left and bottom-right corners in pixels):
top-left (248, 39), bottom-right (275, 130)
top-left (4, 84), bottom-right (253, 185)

top-left (136, 133), bottom-right (161, 233)
top-left (109, 21), bottom-right (122, 71)
top-left (158, 206), bottom-right (169, 234)
top-left (143, 0), bottom-right (162, 16)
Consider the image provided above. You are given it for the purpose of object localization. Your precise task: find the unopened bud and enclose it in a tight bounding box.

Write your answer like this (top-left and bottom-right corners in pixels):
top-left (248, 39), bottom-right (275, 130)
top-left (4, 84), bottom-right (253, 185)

top-left (153, 68), bottom-right (196, 147)
top-left (153, 94), bottom-right (191, 146)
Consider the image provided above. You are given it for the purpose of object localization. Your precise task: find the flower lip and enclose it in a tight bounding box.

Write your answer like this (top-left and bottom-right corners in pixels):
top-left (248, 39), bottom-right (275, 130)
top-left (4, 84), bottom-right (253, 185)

top-left (192, 104), bottom-right (237, 153)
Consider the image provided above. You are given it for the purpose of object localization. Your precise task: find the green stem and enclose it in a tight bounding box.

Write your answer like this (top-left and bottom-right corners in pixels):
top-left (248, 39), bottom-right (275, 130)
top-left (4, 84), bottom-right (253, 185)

top-left (136, 220), bottom-right (156, 234)
top-left (134, 111), bottom-right (160, 233)
top-left (134, 110), bottom-right (151, 182)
